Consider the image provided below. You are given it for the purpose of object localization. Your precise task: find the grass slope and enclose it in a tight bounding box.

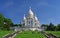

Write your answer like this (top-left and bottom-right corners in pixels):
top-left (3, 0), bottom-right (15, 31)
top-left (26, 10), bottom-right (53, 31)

top-left (15, 30), bottom-right (46, 38)
top-left (45, 31), bottom-right (60, 37)
top-left (0, 30), bottom-right (13, 38)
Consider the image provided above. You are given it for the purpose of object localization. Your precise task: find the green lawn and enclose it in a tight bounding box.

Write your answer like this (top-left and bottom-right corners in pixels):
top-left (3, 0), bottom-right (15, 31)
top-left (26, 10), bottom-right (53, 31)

top-left (45, 31), bottom-right (60, 37)
top-left (15, 30), bottom-right (46, 38)
top-left (0, 30), bottom-right (13, 38)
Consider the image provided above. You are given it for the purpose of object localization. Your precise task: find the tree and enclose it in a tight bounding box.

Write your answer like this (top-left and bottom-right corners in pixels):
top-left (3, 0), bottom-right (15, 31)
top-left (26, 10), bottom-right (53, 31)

top-left (57, 24), bottom-right (60, 31)
top-left (41, 24), bottom-right (48, 27)
top-left (0, 14), bottom-right (4, 28)
top-left (19, 24), bottom-right (22, 27)
top-left (0, 13), bottom-right (13, 30)
top-left (14, 24), bottom-right (22, 27)
top-left (3, 18), bottom-right (13, 30)
top-left (46, 23), bottom-right (55, 31)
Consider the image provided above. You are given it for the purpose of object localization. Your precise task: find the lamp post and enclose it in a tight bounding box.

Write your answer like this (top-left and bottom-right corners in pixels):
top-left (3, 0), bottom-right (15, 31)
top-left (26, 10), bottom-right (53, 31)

top-left (4, 22), bottom-right (6, 25)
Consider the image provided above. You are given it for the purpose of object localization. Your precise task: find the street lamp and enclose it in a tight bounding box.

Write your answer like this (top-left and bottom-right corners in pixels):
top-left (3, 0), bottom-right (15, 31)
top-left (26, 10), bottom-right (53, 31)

top-left (4, 22), bottom-right (6, 25)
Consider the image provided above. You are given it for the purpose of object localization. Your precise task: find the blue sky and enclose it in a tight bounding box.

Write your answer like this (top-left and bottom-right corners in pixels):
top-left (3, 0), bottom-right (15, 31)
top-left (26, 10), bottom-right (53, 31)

top-left (0, 0), bottom-right (60, 25)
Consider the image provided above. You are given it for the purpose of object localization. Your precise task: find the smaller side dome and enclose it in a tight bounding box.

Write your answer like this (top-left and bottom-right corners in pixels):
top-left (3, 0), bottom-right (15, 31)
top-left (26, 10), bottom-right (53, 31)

top-left (35, 16), bottom-right (38, 20)
top-left (23, 14), bottom-right (26, 20)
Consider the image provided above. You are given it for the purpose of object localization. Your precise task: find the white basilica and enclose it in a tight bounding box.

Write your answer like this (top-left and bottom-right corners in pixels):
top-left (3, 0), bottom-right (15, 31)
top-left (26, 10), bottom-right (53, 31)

top-left (21, 7), bottom-right (40, 31)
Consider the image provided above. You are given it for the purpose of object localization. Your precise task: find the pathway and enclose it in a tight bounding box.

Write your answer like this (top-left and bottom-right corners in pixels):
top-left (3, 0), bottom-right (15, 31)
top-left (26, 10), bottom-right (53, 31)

top-left (40, 31), bottom-right (58, 38)
top-left (3, 31), bottom-right (20, 38)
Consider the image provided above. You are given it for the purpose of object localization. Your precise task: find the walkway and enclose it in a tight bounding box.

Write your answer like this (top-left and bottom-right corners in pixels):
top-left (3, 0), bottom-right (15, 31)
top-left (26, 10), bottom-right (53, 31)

top-left (40, 31), bottom-right (58, 38)
top-left (3, 31), bottom-right (20, 38)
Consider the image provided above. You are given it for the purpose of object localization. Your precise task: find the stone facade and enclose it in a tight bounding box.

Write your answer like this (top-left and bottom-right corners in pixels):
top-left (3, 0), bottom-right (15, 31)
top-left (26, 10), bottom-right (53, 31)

top-left (21, 7), bottom-right (40, 31)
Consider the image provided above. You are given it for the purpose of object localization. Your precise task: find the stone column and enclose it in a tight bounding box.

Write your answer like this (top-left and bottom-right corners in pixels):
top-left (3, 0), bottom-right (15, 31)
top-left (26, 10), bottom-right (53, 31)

top-left (25, 20), bottom-right (26, 27)
top-left (30, 18), bottom-right (32, 27)
top-left (33, 18), bottom-right (34, 27)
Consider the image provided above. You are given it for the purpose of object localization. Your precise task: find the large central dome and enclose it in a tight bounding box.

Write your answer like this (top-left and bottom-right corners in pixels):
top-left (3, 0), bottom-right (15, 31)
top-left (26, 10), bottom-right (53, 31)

top-left (28, 7), bottom-right (34, 16)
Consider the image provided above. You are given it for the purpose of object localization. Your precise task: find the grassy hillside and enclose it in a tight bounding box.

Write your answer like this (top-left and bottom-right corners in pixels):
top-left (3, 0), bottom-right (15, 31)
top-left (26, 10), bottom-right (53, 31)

top-left (45, 31), bottom-right (60, 37)
top-left (15, 30), bottom-right (46, 38)
top-left (0, 30), bottom-right (13, 38)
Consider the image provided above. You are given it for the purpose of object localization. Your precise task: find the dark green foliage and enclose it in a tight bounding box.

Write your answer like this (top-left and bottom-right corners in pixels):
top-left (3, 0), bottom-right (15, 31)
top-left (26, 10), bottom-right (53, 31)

top-left (19, 24), bottom-right (22, 27)
top-left (57, 24), bottom-right (60, 31)
top-left (3, 18), bottom-right (12, 30)
top-left (0, 13), bottom-right (13, 30)
top-left (42, 23), bottom-right (60, 31)
top-left (47, 23), bottom-right (55, 31)
top-left (41, 24), bottom-right (48, 27)
top-left (54, 26), bottom-right (58, 31)
top-left (0, 14), bottom-right (4, 28)
top-left (13, 24), bottom-right (22, 27)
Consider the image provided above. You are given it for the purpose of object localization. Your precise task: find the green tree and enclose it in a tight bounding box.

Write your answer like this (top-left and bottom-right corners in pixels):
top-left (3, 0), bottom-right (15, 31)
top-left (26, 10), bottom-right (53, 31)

top-left (47, 23), bottom-right (55, 31)
top-left (3, 18), bottom-right (13, 30)
top-left (41, 24), bottom-right (48, 27)
top-left (19, 24), bottom-right (22, 27)
top-left (0, 14), bottom-right (4, 28)
top-left (57, 24), bottom-right (60, 31)
top-left (0, 13), bottom-right (13, 30)
top-left (54, 26), bottom-right (58, 31)
top-left (14, 24), bottom-right (22, 27)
